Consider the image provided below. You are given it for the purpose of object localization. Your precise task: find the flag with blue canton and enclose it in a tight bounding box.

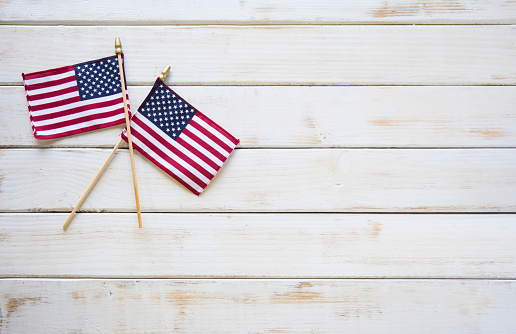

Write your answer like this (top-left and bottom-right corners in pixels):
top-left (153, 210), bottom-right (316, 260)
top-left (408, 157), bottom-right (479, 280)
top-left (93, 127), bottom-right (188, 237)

top-left (122, 78), bottom-right (239, 195)
top-left (75, 56), bottom-right (122, 100)
top-left (22, 55), bottom-right (130, 139)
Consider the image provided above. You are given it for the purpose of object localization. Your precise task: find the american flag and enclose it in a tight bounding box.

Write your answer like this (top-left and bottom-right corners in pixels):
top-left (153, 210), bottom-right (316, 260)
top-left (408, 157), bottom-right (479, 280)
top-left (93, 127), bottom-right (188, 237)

top-left (22, 55), bottom-right (130, 139)
top-left (121, 79), bottom-right (239, 195)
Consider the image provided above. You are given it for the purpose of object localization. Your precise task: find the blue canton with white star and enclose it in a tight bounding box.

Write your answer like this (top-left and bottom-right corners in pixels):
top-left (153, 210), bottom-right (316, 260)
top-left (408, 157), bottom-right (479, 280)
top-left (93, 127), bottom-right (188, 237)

top-left (139, 80), bottom-right (198, 140)
top-left (74, 56), bottom-right (122, 101)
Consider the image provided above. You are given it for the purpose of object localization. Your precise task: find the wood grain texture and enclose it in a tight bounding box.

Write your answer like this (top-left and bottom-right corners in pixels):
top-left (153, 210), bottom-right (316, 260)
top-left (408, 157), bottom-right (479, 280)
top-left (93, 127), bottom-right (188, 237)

top-left (1, 279), bottom-right (515, 333)
top-left (2, 0), bottom-right (515, 331)
top-left (1, 213), bottom-right (515, 278)
top-left (3, 85), bottom-right (516, 148)
top-left (2, 26), bottom-right (516, 85)
top-left (1, 0), bottom-right (515, 24)
top-left (1, 149), bottom-right (515, 212)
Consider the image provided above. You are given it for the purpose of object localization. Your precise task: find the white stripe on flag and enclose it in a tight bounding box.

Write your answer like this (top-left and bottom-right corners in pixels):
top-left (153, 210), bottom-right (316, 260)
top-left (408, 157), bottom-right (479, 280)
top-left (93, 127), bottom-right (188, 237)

top-left (32, 101), bottom-right (126, 127)
top-left (35, 112), bottom-right (126, 137)
top-left (30, 92), bottom-right (125, 117)
top-left (130, 132), bottom-right (204, 194)
top-left (29, 91), bottom-right (79, 106)
top-left (131, 120), bottom-right (211, 184)
top-left (188, 121), bottom-right (230, 158)
top-left (180, 132), bottom-right (224, 166)
top-left (26, 79), bottom-right (77, 96)
top-left (194, 116), bottom-right (236, 149)
top-left (138, 116), bottom-right (217, 175)
top-left (23, 69), bottom-right (76, 86)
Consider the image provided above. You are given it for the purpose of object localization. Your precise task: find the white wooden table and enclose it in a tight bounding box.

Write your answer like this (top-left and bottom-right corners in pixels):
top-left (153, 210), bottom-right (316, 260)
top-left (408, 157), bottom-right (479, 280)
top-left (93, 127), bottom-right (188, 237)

top-left (1, 1), bottom-right (516, 332)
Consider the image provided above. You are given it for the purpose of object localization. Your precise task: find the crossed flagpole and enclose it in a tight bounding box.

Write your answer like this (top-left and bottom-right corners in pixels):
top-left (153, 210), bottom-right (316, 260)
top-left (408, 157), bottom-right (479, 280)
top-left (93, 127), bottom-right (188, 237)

top-left (63, 38), bottom-right (170, 230)
top-left (23, 37), bottom-right (237, 229)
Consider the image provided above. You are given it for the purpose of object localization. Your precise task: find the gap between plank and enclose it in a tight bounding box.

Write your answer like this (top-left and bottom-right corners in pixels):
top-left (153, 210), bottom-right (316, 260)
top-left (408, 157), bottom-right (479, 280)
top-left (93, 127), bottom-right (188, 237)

top-left (1, 276), bottom-right (515, 280)
top-left (3, 211), bottom-right (516, 214)
top-left (1, 22), bottom-right (516, 26)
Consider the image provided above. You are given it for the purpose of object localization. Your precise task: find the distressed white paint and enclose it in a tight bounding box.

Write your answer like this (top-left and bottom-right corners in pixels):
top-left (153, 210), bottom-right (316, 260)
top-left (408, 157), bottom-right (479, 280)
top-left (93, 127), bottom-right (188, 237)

top-left (1, 0), bottom-right (515, 332)
top-left (1, 279), bottom-right (515, 333)
top-left (0, 213), bottom-right (515, 278)
top-left (1, 0), bottom-right (515, 24)
top-left (3, 86), bottom-right (516, 148)
top-left (1, 148), bottom-right (515, 212)
top-left (2, 26), bottom-right (516, 85)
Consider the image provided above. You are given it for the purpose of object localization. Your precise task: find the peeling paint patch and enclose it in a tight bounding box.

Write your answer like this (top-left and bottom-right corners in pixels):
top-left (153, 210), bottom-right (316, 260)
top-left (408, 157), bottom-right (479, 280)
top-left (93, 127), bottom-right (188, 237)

top-left (470, 129), bottom-right (505, 139)
top-left (300, 135), bottom-right (322, 145)
top-left (370, 221), bottom-right (382, 237)
top-left (372, 3), bottom-right (420, 17)
top-left (5, 296), bottom-right (42, 318)
top-left (244, 136), bottom-right (259, 144)
top-left (167, 291), bottom-right (202, 306)
top-left (305, 116), bottom-right (316, 129)
top-left (372, 0), bottom-right (467, 18)
top-left (272, 290), bottom-right (324, 304)
top-left (371, 118), bottom-right (401, 126)
top-left (296, 282), bottom-right (313, 289)
top-left (72, 292), bottom-right (86, 301)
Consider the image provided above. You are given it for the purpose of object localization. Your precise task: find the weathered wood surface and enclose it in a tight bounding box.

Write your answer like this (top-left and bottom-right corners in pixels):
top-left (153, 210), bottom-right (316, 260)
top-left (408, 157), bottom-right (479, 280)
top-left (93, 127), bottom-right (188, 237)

top-left (2, 26), bottom-right (516, 85)
top-left (2, 0), bottom-right (515, 24)
top-left (2, 0), bottom-right (515, 331)
top-left (1, 279), bottom-right (515, 333)
top-left (1, 149), bottom-right (515, 212)
top-left (3, 86), bottom-right (516, 148)
top-left (1, 213), bottom-right (515, 278)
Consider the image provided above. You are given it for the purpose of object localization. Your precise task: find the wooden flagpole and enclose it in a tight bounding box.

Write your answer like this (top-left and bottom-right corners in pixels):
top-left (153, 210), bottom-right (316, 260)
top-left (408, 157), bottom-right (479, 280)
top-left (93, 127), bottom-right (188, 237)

top-left (63, 38), bottom-right (144, 230)
top-left (62, 63), bottom-right (169, 230)
top-left (115, 37), bottom-right (142, 228)
top-left (63, 137), bottom-right (123, 229)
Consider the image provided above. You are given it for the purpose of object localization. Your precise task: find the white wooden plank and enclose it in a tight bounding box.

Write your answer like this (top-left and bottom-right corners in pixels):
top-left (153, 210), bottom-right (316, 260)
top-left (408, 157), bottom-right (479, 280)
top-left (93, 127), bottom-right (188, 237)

top-left (2, 26), bottom-right (515, 85)
top-left (1, 149), bottom-right (515, 212)
top-left (3, 86), bottom-right (516, 148)
top-left (1, 213), bottom-right (515, 278)
top-left (1, 0), bottom-right (515, 24)
top-left (2, 1), bottom-right (514, 333)
top-left (1, 279), bottom-right (515, 333)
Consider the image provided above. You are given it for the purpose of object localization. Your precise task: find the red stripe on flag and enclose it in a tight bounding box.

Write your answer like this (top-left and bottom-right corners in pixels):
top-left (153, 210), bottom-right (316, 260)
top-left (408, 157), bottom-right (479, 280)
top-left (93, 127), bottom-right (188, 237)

top-left (31, 96), bottom-right (125, 122)
top-left (131, 126), bottom-right (208, 190)
top-left (175, 136), bottom-right (221, 172)
top-left (35, 118), bottom-right (127, 140)
top-left (26, 85), bottom-right (78, 102)
top-left (182, 128), bottom-right (227, 163)
top-left (36, 109), bottom-right (125, 131)
top-left (128, 134), bottom-right (202, 195)
top-left (189, 118), bottom-right (233, 154)
top-left (22, 65), bottom-right (75, 80)
top-left (133, 117), bottom-right (214, 180)
top-left (195, 111), bottom-right (239, 146)
top-left (25, 75), bottom-right (76, 91)
top-left (29, 96), bottom-right (81, 112)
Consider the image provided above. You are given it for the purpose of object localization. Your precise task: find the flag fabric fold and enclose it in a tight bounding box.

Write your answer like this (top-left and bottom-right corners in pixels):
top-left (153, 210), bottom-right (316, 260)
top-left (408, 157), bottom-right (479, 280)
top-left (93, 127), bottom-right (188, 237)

top-left (121, 79), bottom-right (239, 195)
top-left (22, 55), bottom-right (130, 139)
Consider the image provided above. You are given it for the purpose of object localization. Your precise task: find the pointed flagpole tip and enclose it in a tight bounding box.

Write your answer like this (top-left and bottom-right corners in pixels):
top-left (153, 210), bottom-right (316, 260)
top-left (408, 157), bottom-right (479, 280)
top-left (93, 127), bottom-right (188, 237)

top-left (115, 37), bottom-right (122, 54)
top-left (159, 65), bottom-right (171, 81)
